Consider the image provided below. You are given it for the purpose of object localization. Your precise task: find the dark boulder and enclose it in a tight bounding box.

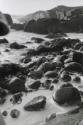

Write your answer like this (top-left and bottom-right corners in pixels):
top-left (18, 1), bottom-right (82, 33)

top-left (2, 111), bottom-right (8, 117)
top-left (0, 38), bottom-right (9, 44)
top-left (28, 81), bottom-right (41, 90)
top-left (64, 62), bottom-right (83, 75)
top-left (24, 96), bottom-right (46, 111)
top-left (73, 51), bottom-right (83, 65)
top-left (8, 77), bottom-right (26, 94)
top-left (10, 42), bottom-right (27, 49)
top-left (10, 93), bottom-right (23, 104)
top-left (0, 12), bottom-right (9, 36)
top-left (0, 63), bottom-right (24, 78)
top-left (53, 86), bottom-right (81, 105)
top-left (10, 109), bottom-right (20, 118)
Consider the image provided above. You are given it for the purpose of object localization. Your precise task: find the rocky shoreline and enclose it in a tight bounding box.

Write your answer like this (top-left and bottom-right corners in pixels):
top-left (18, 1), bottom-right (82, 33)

top-left (0, 31), bottom-right (83, 125)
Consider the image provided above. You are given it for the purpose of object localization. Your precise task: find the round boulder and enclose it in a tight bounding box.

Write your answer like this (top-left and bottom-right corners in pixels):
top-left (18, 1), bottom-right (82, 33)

top-left (53, 86), bottom-right (81, 105)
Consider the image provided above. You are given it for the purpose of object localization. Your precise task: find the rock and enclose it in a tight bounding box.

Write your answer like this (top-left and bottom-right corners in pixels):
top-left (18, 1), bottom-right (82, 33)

top-left (24, 96), bottom-right (46, 111)
top-left (52, 78), bottom-right (59, 84)
top-left (28, 81), bottom-right (41, 90)
top-left (80, 46), bottom-right (83, 52)
top-left (74, 42), bottom-right (83, 50)
top-left (45, 113), bottom-right (56, 122)
top-left (73, 76), bottom-right (81, 83)
top-left (0, 98), bottom-right (6, 105)
top-left (61, 74), bottom-right (71, 82)
top-left (4, 13), bottom-right (13, 26)
top-left (0, 63), bottom-right (23, 78)
top-left (38, 62), bottom-right (56, 73)
top-left (2, 111), bottom-right (8, 116)
top-left (53, 86), bottom-right (81, 105)
top-left (0, 38), bottom-right (9, 44)
top-left (9, 77), bottom-right (25, 94)
top-left (29, 70), bottom-right (43, 79)
top-left (45, 71), bottom-right (58, 78)
top-left (73, 51), bottom-right (83, 65)
top-left (0, 88), bottom-right (7, 98)
top-left (60, 83), bottom-right (73, 88)
top-left (10, 42), bottom-right (27, 49)
top-left (64, 62), bottom-right (83, 75)
top-left (20, 57), bottom-right (31, 64)
top-left (50, 85), bottom-right (54, 91)
top-left (10, 93), bottom-right (23, 104)
top-left (31, 37), bottom-right (44, 43)
top-left (43, 79), bottom-right (52, 89)
top-left (10, 109), bottom-right (20, 118)
top-left (0, 12), bottom-right (9, 36)
top-left (5, 49), bottom-right (10, 52)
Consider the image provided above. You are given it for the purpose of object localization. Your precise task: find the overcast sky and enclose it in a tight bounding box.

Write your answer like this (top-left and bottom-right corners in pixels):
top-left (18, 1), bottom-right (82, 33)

top-left (0, 0), bottom-right (83, 15)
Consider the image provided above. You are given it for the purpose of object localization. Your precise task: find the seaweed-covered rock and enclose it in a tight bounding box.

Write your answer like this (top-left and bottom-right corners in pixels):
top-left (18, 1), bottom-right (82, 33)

top-left (28, 81), bottom-right (41, 90)
top-left (53, 86), bottom-right (81, 105)
top-left (24, 96), bottom-right (46, 111)
top-left (10, 42), bottom-right (27, 49)
top-left (10, 109), bottom-right (20, 118)
top-left (64, 62), bottom-right (83, 74)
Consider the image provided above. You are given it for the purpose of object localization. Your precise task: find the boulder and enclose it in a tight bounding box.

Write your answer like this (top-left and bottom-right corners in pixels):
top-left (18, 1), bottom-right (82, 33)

top-left (53, 86), bottom-right (81, 105)
top-left (10, 42), bottom-right (27, 49)
top-left (0, 12), bottom-right (9, 36)
top-left (28, 81), bottom-right (41, 90)
top-left (2, 111), bottom-right (8, 117)
top-left (45, 113), bottom-right (56, 122)
top-left (45, 71), bottom-right (58, 78)
top-left (73, 51), bottom-right (83, 65)
top-left (64, 62), bottom-right (83, 75)
top-left (0, 63), bottom-right (23, 78)
top-left (61, 73), bottom-right (71, 82)
top-left (73, 76), bottom-right (81, 83)
top-left (10, 109), bottom-right (20, 118)
top-left (31, 37), bottom-right (44, 43)
top-left (29, 70), bottom-right (43, 79)
top-left (38, 62), bottom-right (56, 73)
top-left (8, 77), bottom-right (25, 94)
top-left (74, 42), bottom-right (83, 50)
top-left (0, 38), bottom-right (9, 44)
top-left (24, 96), bottom-right (46, 111)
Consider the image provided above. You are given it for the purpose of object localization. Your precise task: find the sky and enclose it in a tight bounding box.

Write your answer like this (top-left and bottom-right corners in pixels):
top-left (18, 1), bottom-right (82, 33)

top-left (0, 0), bottom-right (83, 15)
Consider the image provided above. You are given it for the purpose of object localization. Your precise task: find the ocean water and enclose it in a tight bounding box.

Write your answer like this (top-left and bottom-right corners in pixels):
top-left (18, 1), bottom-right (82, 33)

top-left (0, 31), bottom-right (83, 125)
